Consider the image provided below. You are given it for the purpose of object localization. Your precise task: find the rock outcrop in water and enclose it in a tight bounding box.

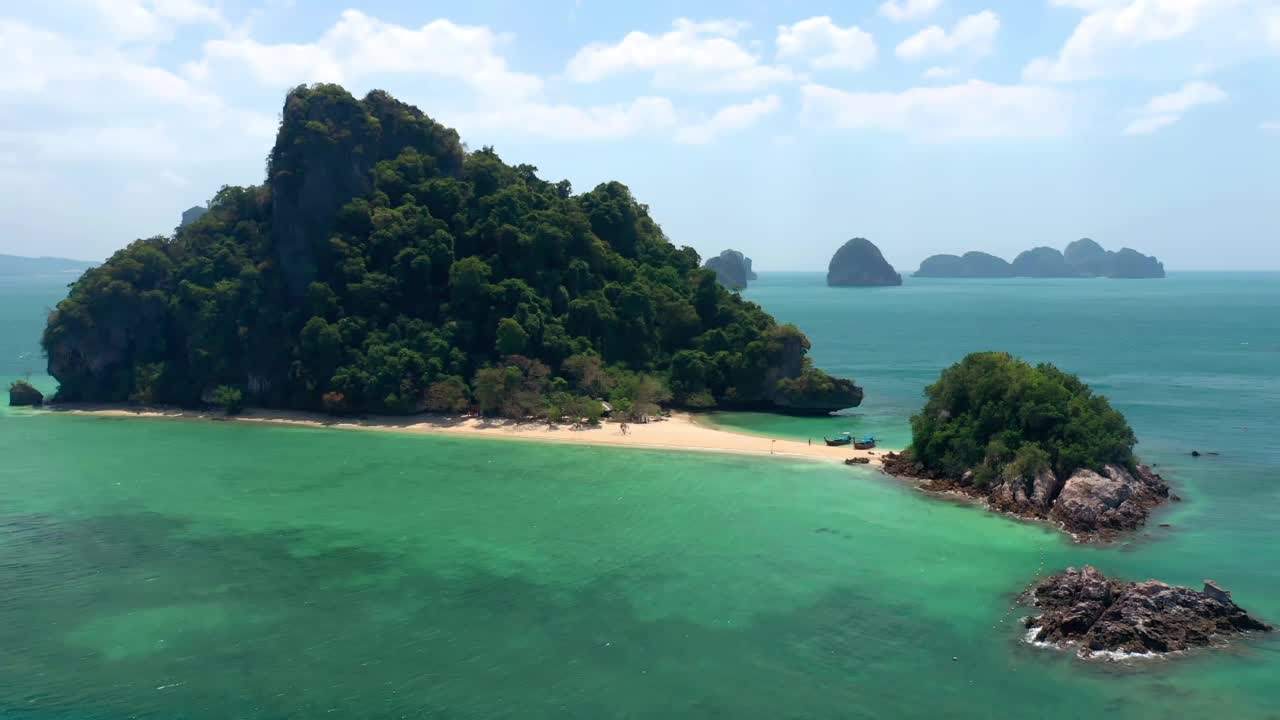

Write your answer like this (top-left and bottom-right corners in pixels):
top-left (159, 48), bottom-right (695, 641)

top-left (827, 238), bottom-right (902, 287)
top-left (1049, 464), bottom-right (1170, 536)
top-left (916, 239), bottom-right (1164, 279)
top-left (883, 453), bottom-right (1170, 541)
top-left (1023, 566), bottom-right (1271, 658)
top-left (8, 380), bottom-right (43, 406)
top-left (703, 249), bottom-right (756, 290)
top-left (884, 352), bottom-right (1166, 541)
top-left (915, 251), bottom-right (1014, 278)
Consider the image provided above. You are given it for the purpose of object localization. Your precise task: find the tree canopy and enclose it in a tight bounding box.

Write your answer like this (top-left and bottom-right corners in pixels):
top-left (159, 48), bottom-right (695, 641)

top-left (909, 352), bottom-right (1136, 483)
top-left (43, 84), bottom-right (860, 419)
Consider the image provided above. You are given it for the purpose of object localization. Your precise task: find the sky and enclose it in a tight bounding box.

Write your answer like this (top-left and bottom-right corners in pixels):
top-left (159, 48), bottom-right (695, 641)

top-left (1, 0), bottom-right (1277, 271)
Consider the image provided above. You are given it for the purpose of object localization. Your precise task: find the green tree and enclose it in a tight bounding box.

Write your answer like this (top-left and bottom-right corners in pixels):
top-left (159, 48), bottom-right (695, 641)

top-left (910, 352), bottom-right (1136, 482)
top-left (39, 84), bottom-right (860, 420)
top-left (211, 385), bottom-right (244, 415)
top-left (495, 317), bottom-right (529, 356)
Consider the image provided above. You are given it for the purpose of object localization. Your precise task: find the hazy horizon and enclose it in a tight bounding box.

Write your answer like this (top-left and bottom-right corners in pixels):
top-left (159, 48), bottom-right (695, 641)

top-left (2, 1), bottom-right (1277, 271)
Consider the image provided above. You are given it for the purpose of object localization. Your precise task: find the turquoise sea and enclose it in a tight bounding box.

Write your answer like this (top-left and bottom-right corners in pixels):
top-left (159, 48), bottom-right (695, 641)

top-left (2, 272), bottom-right (1278, 718)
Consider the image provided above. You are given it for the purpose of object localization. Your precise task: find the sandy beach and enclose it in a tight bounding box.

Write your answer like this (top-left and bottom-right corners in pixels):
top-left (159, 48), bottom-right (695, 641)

top-left (47, 405), bottom-right (889, 466)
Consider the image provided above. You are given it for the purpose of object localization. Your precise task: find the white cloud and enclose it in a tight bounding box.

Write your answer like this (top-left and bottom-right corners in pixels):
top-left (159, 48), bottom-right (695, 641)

top-left (800, 80), bottom-right (1072, 141)
top-left (878, 0), bottom-right (944, 23)
top-left (191, 10), bottom-right (542, 100)
top-left (675, 95), bottom-right (782, 144)
top-left (776, 17), bottom-right (877, 71)
top-left (1123, 114), bottom-right (1178, 134)
top-left (1267, 9), bottom-right (1280, 48)
top-left (566, 18), bottom-right (795, 92)
top-left (77, 0), bottom-right (228, 44)
top-left (1261, 121), bottom-right (1280, 132)
top-left (896, 11), bottom-right (1000, 62)
top-left (922, 65), bottom-right (959, 79)
top-left (456, 97), bottom-right (678, 141)
top-left (1123, 80), bottom-right (1225, 134)
top-left (0, 19), bottom-right (231, 114)
top-left (1025, 0), bottom-right (1247, 83)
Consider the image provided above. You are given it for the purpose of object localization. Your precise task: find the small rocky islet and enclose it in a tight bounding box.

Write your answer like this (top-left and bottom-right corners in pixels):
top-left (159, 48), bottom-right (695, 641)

top-left (702, 249), bottom-right (756, 290)
top-left (884, 453), bottom-right (1172, 541)
top-left (826, 238), bottom-right (903, 287)
top-left (1022, 566), bottom-right (1271, 659)
top-left (879, 351), bottom-right (1180, 542)
top-left (8, 380), bottom-right (44, 407)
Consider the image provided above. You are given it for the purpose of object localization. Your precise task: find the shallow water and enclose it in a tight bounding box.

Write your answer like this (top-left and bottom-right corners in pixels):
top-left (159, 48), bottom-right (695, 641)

top-left (2, 273), bottom-right (1278, 718)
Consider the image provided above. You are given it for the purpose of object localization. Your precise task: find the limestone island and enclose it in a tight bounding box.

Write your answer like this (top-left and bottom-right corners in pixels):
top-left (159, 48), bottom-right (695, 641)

top-left (827, 238), bottom-right (902, 287)
top-left (915, 251), bottom-right (1013, 278)
top-left (703, 249), bottom-right (756, 290)
top-left (40, 84), bottom-right (862, 420)
top-left (914, 238), bottom-right (1165, 279)
top-left (8, 380), bottom-right (44, 407)
top-left (882, 352), bottom-right (1171, 541)
top-left (1023, 566), bottom-right (1271, 659)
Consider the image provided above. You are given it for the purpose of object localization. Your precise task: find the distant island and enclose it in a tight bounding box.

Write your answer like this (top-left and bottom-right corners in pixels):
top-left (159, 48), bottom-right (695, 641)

top-left (0, 254), bottom-right (96, 277)
top-left (41, 84), bottom-right (863, 419)
top-left (915, 251), bottom-right (1013, 278)
top-left (180, 205), bottom-right (209, 228)
top-left (703, 249), bottom-right (756, 290)
top-left (883, 352), bottom-right (1170, 540)
top-left (827, 238), bottom-right (902, 287)
top-left (915, 239), bottom-right (1165, 279)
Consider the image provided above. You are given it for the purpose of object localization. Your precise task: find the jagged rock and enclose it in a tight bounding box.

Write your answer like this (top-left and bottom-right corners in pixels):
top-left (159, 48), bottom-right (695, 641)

top-left (703, 249), bottom-right (755, 290)
top-left (8, 380), bottom-right (43, 406)
top-left (915, 251), bottom-right (1014, 278)
top-left (1024, 566), bottom-right (1271, 657)
top-left (1011, 246), bottom-right (1078, 277)
top-left (827, 238), bottom-right (902, 287)
top-left (881, 451), bottom-right (1169, 540)
top-left (1049, 464), bottom-right (1168, 536)
top-left (989, 467), bottom-right (1064, 516)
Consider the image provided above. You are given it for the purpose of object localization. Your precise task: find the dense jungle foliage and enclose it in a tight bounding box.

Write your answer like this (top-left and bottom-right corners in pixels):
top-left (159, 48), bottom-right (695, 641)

top-left (42, 84), bottom-right (860, 419)
top-left (910, 352), bottom-right (1137, 484)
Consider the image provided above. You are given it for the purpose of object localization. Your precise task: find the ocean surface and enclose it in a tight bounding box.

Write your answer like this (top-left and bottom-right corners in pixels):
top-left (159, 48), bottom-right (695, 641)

top-left (2, 271), bottom-right (1278, 719)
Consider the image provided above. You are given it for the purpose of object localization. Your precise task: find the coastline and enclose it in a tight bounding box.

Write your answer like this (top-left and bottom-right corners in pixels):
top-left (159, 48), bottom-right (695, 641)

top-left (44, 404), bottom-right (889, 466)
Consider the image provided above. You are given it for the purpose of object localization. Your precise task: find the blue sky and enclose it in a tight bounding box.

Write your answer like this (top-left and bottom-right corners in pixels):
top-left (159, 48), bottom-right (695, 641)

top-left (1, 0), bottom-right (1277, 270)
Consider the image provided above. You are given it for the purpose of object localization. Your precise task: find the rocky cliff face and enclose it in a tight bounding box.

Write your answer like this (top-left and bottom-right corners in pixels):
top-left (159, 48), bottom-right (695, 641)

top-left (265, 87), bottom-right (466, 298)
top-left (703, 249), bottom-right (755, 290)
top-left (759, 329), bottom-right (864, 414)
top-left (915, 251), bottom-right (1014, 278)
top-left (1023, 566), bottom-right (1270, 658)
top-left (882, 453), bottom-right (1170, 540)
top-left (827, 238), bottom-right (902, 287)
